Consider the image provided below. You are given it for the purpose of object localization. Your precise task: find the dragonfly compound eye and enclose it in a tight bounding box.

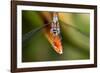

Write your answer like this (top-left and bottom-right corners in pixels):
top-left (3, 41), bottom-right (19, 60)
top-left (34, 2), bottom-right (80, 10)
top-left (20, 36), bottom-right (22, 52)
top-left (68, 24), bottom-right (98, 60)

top-left (50, 24), bottom-right (61, 35)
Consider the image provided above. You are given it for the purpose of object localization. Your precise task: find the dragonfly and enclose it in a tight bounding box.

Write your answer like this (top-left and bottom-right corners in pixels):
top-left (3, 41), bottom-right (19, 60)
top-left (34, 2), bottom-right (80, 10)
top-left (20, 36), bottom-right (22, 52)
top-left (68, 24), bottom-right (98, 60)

top-left (22, 12), bottom-right (89, 55)
top-left (44, 12), bottom-right (63, 54)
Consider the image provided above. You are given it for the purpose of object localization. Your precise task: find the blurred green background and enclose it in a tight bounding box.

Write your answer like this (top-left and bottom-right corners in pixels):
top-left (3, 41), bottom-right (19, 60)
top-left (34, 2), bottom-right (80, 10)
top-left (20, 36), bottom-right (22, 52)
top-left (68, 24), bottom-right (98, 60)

top-left (22, 10), bottom-right (90, 62)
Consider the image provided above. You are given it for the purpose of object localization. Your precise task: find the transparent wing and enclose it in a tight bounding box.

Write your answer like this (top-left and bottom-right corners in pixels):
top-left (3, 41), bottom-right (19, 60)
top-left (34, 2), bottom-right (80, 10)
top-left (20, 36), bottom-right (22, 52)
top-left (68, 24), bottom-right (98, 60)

top-left (23, 20), bottom-right (89, 43)
top-left (22, 23), bottom-right (50, 43)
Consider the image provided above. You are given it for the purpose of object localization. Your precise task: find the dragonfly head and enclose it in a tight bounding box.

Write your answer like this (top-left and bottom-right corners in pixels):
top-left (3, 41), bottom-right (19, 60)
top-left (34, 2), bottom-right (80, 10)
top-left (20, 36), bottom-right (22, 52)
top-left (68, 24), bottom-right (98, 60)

top-left (50, 26), bottom-right (60, 36)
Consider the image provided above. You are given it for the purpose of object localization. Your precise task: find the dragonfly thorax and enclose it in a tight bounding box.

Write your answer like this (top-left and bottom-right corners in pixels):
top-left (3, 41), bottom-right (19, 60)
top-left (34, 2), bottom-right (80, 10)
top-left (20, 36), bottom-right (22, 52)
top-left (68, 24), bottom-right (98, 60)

top-left (50, 12), bottom-right (61, 36)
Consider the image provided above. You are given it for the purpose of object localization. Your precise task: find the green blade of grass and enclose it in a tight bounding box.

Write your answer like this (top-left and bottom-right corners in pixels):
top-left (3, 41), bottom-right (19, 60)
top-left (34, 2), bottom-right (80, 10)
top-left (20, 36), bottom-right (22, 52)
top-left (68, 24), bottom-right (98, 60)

top-left (59, 20), bottom-right (89, 38)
